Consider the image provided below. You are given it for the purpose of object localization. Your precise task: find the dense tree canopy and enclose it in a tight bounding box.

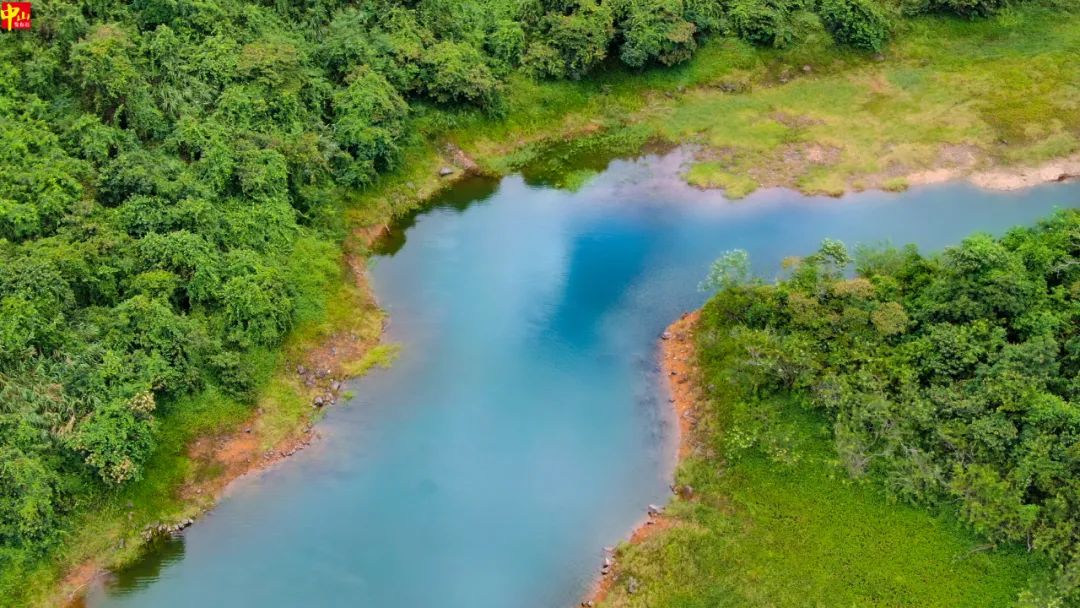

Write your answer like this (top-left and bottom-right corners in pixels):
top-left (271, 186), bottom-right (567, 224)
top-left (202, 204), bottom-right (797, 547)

top-left (698, 210), bottom-right (1080, 603)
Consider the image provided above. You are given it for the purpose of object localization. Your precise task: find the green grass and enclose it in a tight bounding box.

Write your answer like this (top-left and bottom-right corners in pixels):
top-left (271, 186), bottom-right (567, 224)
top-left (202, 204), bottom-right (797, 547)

top-left (662, 9), bottom-right (1080, 196)
top-left (341, 343), bottom-right (399, 378)
top-left (602, 403), bottom-right (1048, 608)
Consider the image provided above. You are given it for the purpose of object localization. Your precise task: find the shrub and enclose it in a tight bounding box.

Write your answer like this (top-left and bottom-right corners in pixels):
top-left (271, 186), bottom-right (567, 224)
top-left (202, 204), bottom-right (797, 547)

top-left (617, 0), bottom-right (699, 67)
top-left (729, 0), bottom-right (797, 48)
top-left (0, 444), bottom-right (60, 546)
top-left (487, 19), bottom-right (527, 67)
top-left (331, 67), bottom-right (410, 187)
top-left (70, 395), bottom-right (157, 486)
top-left (817, 0), bottom-right (891, 51)
top-left (526, 1), bottom-right (615, 79)
top-left (219, 254), bottom-right (295, 348)
top-left (420, 41), bottom-right (503, 110)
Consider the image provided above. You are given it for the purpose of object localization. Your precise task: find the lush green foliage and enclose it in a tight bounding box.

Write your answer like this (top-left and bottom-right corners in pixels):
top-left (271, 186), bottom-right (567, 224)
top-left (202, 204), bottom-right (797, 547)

top-left (818, 0), bottom-right (891, 51)
top-left (728, 0), bottom-right (799, 48)
top-left (684, 210), bottom-right (1080, 603)
top-left (616, 0), bottom-right (699, 67)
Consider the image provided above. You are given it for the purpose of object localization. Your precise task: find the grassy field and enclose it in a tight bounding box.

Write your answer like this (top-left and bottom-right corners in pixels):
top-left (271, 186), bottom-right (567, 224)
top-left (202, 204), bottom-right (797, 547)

top-left (600, 402), bottom-right (1047, 607)
top-left (22, 4), bottom-right (1080, 607)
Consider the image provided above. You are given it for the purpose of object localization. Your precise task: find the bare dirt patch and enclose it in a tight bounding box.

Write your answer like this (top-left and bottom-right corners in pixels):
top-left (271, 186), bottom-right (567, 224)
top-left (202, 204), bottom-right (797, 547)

top-left (907, 150), bottom-right (1080, 190)
top-left (769, 111), bottom-right (823, 129)
top-left (753, 143), bottom-right (841, 187)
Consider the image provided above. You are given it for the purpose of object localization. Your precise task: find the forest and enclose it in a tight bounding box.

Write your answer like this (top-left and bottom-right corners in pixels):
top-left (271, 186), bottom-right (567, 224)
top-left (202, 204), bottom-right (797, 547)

top-left (0, 0), bottom-right (1064, 604)
top-left (684, 210), bottom-right (1080, 604)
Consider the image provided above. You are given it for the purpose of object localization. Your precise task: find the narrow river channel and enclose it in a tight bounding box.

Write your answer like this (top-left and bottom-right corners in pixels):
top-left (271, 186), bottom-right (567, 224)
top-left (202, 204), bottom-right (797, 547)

top-left (84, 150), bottom-right (1080, 607)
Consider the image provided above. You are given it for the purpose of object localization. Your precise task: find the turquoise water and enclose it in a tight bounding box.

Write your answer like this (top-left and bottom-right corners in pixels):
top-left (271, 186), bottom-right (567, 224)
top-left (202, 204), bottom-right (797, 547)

top-left (86, 151), bottom-right (1080, 607)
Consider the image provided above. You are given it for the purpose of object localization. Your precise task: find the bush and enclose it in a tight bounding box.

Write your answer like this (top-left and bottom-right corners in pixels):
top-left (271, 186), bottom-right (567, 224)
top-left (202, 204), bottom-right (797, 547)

top-left (69, 24), bottom-right (163, 137)
top-left (525, 1), bottom-right (615, 79)
top-left (105, 295), bottom-right (206, 394)
top-left (0, 441), bottom-right (61, 547)
top-left (331, 67), bottom-right (410, 187)
top-left (817, 0), bottom-right (891, 51)
top-left (420, 41), bottom-right (504, 110)
top-left (209, 350), bottom-right (259, 403)
top-left (522, 41), bottom-right (568, 78)
top-left (685, 0), bottom-right (728, 32)
top-left (219, 254), bottom-right (295, 348)
top-left (617, 0), bottom-right (699, 67)
top-left (70, 395), bottom-right (157, 486)
top-left (729, 0), bottom-right (797, 48)
top-left (487, 19), bottom-right (527, 67)
top-left (0, 257), bottom-right (72, 361)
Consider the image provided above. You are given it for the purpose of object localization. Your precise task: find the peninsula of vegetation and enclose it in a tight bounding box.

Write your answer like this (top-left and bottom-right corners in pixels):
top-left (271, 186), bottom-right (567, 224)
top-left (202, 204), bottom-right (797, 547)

top-left (1, 0), bottom-right (1078, 606)
top-left (599, 211), bottom-right (1080, 607)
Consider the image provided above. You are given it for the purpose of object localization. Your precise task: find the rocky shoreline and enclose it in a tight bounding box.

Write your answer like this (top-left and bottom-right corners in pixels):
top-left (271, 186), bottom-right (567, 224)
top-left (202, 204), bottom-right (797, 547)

top-left (582, 311), bottom-right (701, 607)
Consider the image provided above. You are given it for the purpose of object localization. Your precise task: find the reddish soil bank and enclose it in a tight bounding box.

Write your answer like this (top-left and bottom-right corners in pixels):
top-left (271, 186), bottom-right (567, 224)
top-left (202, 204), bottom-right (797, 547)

top-left (585, 311), bottom-right (701, 607)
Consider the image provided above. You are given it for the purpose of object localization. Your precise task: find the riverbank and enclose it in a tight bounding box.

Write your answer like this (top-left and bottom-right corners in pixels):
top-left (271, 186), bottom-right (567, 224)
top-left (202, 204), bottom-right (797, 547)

top-left (50, 237), bottom-right (388, 606)
top-left (44, 144), bottom-right (490, 608)
top-left (905, 151), bottom-right (1080, 192)
top-left (586, 311), bottom-right (701, 607)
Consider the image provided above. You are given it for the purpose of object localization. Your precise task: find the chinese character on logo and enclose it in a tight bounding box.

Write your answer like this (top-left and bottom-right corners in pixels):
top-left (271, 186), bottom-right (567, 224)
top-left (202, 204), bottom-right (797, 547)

top-left (0, 2), bottom-right (31, 31)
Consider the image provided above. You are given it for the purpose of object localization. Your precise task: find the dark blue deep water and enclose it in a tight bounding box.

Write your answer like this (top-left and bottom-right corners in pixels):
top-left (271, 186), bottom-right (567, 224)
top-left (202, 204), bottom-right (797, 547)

top-left (86, 152), bottom-right (1080, 607)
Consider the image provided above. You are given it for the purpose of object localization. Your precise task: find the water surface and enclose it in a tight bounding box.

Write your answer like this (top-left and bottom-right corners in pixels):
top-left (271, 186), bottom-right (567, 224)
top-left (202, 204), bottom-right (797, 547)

top-left (86, 151), bottom-right (1080, 607)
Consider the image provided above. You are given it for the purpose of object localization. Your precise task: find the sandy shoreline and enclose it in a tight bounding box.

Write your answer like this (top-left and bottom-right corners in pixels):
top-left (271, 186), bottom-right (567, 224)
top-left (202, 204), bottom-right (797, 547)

top-left (906, 152), bottom-right (1080, 191)
top-left (583, 311), bottom-right (701, 607)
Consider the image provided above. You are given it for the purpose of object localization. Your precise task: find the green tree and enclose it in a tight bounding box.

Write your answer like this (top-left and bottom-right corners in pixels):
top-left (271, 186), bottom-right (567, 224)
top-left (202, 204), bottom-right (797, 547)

top-left (331, 67), bottom-right (410, 187)
top-left (70, 394), bottom-right (157, 486)
top-left (701, 249), bottom-right (752, 292)
top-left (524, 0), bottom-right (615, 79)
top-left (420, 41), bottom-right (503, 109)
top-left (69, 24), bottom-right (163, 136)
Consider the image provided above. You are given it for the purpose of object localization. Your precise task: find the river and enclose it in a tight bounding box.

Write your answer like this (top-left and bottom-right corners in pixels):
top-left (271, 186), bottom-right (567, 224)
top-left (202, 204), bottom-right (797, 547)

top-left (84, 150), bottom-right (1080, 607)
